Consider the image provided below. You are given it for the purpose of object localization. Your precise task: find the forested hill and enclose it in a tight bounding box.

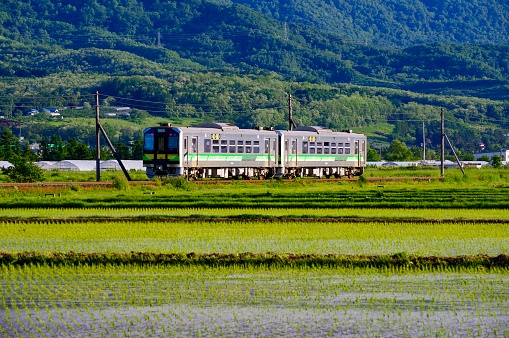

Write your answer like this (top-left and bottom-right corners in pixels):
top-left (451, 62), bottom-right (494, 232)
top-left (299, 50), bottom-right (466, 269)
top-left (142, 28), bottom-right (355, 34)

top-left (1, 0), bottom-right (508, 89)
top-left (232, 0), bottom-right (509, 47)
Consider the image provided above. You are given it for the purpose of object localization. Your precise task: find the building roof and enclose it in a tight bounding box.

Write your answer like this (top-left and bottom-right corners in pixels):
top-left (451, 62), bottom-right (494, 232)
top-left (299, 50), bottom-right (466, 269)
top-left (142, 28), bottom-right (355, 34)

top-left (52, 160), bottom-right (97, 171)
top-left (33, 160), bottom-right (143, 171)
top-left (0, 161), bottom-right (12, 168)
top-left (100, 160), bottom-right (143, 171)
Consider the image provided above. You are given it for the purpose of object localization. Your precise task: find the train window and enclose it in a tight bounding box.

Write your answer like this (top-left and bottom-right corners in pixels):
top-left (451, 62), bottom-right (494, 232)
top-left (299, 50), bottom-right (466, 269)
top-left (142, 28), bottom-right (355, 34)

top-left (246, 146), bottom-right (252, 153)
top-left (144, 133), bottom-right (154, 151)
top-left (324, 142), bottom-right (330, 147)
top-left (253, 141), bottom-right (260, 153)
top-left (191, 138), bottom-right (197, 152)
top-left (338, 143), bottom-right (343, 147)
top-left (302, 141), bottom-right (308, 154)
top-left (324, 147), bottom-right (329, 154)
top-left (238, 140), bottom-right (244, 145)
top-left (212, 145), bottom-right (219, 153)
top-left (264, 139), bottom-right (270, 153)
top-left (355, 142), bottom-right (359, 154)
top-left (331, 147), bottom-right (336, 154)
top-left (338, 148), bottom-right (343, 154)
top-left (331, 143), bottom-right (336, 147)
top-left (317, 147), bottom-right (323, 154)
top-left (291, 140), bottom-right (296, 154)
top-left (310, 147), bottom-right (315, 154)
top-left (221, 140), bottom-right (228, 145)
top-left (213, 140), bottom-right (219, 145)
top-left (345, 143), bottom-right (351, 154)
top-left (229, 140), bottom-right (236, 145)
top-left (204, 139), bottom-right (211, 153)
top-left (246, 141), bottom-right (251, 145)
top-left (229, 145), bottom-right (236, 153)
top-left (221, 145), bottom-right (228, 153)
top-left (238, 146), bottom-right (244, 153)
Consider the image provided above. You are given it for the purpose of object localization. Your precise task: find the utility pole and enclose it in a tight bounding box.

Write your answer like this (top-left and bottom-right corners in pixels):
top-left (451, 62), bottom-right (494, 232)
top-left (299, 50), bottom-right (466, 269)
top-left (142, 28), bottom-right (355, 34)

top-left (284, 22), bottom-right (288, 41)
top-left (288, 94), bottom-right (296, 130)
top-left (441, 108), bottom-right (445, 176)
top-left (422, 121), bottom-right (426, 161)
top-left (95, 91), bottom-right (101, 182)
top-left (157, 30), bottom-right (161, 48)
top-left (95, 91), bottom-right (132, 182)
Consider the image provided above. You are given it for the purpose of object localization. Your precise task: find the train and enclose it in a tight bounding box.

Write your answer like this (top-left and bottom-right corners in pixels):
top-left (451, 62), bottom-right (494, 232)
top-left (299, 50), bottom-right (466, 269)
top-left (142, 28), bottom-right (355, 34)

top-left (142, 122), bottom-right (367, 179)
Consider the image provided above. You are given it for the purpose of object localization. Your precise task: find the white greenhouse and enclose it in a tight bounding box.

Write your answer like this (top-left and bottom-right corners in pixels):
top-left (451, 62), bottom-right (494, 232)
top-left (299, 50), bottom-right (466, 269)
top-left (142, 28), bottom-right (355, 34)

top-left (100, 160), bottom-right (143, 171)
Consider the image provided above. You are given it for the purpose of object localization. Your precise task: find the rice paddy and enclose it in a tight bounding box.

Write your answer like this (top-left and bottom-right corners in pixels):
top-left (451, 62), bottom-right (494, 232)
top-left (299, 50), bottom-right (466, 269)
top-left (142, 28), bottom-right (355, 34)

top-left (1, 178), bottom-right (508, 336)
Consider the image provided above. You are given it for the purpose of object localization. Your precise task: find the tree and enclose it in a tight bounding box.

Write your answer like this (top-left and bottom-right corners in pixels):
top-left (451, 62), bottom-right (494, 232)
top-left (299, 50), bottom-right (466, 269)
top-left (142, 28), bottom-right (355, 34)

top-left (39, 135), bottom-right (67, 161)
top-left (67, 138), bottom-right (93, 160)
top-left (367, 147), bottom-right (381, 161)
top-left (491, 155), bottom-right (503, 168)
top-left (2, 154), bottom-right (44, 183)
top-left (0, 128), bottom-right (21, 161)
top-left (383, 140), bottom-right (416, 161)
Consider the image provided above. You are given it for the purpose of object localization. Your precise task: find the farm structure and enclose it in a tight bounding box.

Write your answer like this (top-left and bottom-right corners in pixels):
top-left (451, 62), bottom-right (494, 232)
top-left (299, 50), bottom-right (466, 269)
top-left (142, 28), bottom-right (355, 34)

top-left (143, 123), bottom-right (366, 179)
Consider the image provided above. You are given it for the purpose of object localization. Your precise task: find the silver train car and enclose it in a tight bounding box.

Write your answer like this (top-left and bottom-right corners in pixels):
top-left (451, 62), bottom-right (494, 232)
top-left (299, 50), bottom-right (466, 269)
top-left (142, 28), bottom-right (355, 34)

top-left (143, 122), bottom-right (366, 179)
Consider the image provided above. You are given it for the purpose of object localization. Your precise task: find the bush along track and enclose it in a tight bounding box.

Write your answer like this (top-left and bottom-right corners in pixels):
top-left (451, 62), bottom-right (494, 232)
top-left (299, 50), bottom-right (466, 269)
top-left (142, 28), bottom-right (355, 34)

top-left (1, 252), bottom-right (508, 270)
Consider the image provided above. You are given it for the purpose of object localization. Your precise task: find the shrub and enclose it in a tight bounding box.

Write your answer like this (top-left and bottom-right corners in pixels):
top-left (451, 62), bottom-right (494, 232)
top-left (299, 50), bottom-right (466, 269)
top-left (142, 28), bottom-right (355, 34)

top-left (1, 154), bottom-right (44, 183)
top-left (162, 176), bottom-right (192, 191)
top-left (113, 174), bottom-right (130, 190)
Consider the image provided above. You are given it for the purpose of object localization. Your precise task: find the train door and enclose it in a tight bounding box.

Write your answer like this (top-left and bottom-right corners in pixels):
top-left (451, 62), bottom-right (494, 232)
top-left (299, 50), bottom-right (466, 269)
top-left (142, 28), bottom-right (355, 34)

top-left (361, 139), bottom-right (366, 165)
top-left (285, 138), bottom-right (297, 167)
top-left (153, 129), bottom-right (167, 162)
top-left (191, 137), bottom-right (198, 167)
top-left (355, 140), bottom-right (364, 166)
top-left (183, 136), bottom-right (199, 167)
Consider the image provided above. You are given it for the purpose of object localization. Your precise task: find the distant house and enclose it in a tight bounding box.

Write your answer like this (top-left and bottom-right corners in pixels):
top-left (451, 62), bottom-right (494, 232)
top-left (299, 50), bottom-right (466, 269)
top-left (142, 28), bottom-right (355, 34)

top-left (42, 108), bottom-right (59, 113)
top-left (24, 109), bottom-right (39, 116)
top-left (49, 112), bottom-right (62, 119)
top-left (112, 107), bottom-right (131, 112)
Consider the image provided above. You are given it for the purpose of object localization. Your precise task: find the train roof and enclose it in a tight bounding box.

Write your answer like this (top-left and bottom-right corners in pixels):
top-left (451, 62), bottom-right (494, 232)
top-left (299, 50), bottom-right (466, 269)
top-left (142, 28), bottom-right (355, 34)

top-left (194, 122), bottom-right (239, 131)
top-left (293, 126), bottom-right (332, 133)
top-left (151, 122), bottom-right (364, 136)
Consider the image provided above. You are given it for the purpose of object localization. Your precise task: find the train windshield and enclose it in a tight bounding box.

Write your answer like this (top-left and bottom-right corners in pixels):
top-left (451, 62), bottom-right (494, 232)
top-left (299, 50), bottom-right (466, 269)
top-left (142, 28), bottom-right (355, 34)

top-left (168, 134), bottom-right (178, 153)
top-left (144, 132), bottom-right (154, 151)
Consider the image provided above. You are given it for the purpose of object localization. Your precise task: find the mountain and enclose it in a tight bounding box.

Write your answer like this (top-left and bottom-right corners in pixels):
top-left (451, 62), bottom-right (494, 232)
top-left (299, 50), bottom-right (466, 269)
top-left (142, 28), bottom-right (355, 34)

top-left (231, 0), bottom-right (509, 47)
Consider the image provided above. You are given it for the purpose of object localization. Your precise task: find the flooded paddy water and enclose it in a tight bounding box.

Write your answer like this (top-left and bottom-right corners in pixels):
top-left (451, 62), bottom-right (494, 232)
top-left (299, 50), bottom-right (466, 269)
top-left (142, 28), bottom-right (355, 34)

top-left (1, 266), bottom-right (508, 337)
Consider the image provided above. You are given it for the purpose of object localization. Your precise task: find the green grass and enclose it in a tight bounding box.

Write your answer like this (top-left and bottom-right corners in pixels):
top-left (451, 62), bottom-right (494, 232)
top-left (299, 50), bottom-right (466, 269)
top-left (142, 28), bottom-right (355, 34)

top-left (1, 265), bottom-right (508, 337)
top-left (2, 220), bottom-right (508, 255)
top-left (1, 207), bottom-right (509, 220)
top-left (2, 183), bottom-right (509, 209)
top-left (1, 176), bottom-right (508, 336)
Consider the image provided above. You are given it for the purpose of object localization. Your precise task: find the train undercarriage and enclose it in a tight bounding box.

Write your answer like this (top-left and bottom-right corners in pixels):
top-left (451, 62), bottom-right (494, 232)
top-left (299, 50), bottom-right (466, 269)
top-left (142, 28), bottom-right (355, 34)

top-left (164, 166), bottom-right (364, 180)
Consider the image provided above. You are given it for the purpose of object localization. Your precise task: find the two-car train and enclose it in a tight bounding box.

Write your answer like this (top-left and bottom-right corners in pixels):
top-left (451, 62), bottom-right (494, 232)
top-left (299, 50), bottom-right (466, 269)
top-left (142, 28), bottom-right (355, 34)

top-left (142, 122), bottom-right (366, 179)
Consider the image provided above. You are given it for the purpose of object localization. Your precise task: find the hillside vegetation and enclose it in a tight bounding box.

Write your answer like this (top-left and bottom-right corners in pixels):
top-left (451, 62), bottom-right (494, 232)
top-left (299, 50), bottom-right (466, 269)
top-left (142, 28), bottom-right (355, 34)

top-left (0, 0), bottom-right (508, 159)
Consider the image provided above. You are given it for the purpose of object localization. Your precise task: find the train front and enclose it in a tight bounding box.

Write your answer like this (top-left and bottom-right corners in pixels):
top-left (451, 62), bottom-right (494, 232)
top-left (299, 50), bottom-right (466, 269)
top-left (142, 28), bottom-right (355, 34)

top-left (143, 125), bottom-right (182, 178)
